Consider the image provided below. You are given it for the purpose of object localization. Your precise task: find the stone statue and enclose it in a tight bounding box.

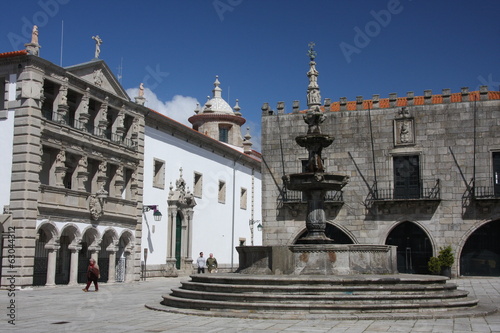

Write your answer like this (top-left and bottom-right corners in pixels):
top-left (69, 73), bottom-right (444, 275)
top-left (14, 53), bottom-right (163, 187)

top-left (139, 83), bottom-right (144, 97)
top-left (303, 110), bottom-right (325, 134)
top-left (400, 121), bottom-right (411, 143)
top-left (92, 35), bottom-right (103, 58)
top-left (59, 78), bottom-right (68, 106)
top-left (93, 69), bottom-right (103, 87)
top-left (307, 89), bottom-right (321, 106)
top-left (31, 25), bottom-right (39, 44)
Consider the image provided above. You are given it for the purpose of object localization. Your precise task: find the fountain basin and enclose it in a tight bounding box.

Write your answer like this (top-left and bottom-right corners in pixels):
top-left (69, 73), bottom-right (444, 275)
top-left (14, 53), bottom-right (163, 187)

top-left (237, 244), bottom-right (398, 275)
top-left (285, 172), bottom-right (349, 192)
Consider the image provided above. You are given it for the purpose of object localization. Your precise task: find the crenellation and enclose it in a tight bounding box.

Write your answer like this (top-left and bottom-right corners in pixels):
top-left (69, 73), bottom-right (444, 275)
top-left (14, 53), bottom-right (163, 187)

top-left (389, 93), bottom-right (397, 107)
top-left (372, 94), bottom-right (380, 109)
top-left (424, 90), bottom-right (432, 104)
top-left (340, 97), bottom-right (347, 111)
top-left (356, 96), bottom-right (363, 110)
top-left (406, 91), bottom-right (414, 106)
top-left (461, 87), bottom-right (469, 102)
top-left (442, 88), bottom-right (451, 103)
top-left (480, 85), bottom-right (488, 101)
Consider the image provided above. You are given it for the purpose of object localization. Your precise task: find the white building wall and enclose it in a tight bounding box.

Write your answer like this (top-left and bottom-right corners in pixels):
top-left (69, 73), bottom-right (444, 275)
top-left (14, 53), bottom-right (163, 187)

top-left (0, 75), bottom-right (16, 209)
top-left (142, 126), bottom-right (262, 269)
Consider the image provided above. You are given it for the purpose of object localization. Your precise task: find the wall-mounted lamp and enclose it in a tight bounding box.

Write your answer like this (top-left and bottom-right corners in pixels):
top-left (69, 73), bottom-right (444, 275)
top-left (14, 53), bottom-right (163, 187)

top-left (143, 205), bottom-right (162, 222)
top-left (249, 219), bottom-right (262, 246)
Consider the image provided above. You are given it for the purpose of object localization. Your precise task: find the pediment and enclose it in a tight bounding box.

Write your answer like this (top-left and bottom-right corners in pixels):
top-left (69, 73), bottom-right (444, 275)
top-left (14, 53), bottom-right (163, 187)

top-left (65, 60), bottom-right (129, 100)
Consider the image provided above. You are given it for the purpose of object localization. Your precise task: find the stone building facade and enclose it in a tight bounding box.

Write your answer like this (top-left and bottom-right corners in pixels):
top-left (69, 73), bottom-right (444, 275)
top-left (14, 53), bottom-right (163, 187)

top-left (261, 85), bottom-right (500, 277)
top-left (0, 42), bottom-right (262, 286)
top-left (0, 50), bottom-right (147, 286)
top-left (141, 77), bottom-right (262, 277)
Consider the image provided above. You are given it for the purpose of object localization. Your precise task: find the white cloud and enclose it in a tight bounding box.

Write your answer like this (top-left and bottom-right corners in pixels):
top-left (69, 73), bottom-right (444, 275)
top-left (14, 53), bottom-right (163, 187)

top-left (126, 87), bottom-right (199, 127)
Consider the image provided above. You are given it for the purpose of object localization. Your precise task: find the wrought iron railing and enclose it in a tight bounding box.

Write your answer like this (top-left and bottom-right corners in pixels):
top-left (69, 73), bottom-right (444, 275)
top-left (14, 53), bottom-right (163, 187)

top-left (371, 179), bottom-right (440, 201)
top-left (282, 190), bottom-right (344, 203)
top-left (471, 178), bottom-right (500, 199)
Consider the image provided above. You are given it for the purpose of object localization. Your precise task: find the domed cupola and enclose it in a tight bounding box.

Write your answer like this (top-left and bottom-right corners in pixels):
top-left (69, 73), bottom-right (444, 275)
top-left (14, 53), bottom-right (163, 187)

top-left (189, 76), bottom-right (246, 147)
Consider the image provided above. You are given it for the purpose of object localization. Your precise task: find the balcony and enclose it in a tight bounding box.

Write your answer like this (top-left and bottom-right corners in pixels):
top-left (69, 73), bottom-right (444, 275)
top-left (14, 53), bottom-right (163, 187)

top-left (42, 110), bottom-right (137, 149)
top-left (369, 179), bottom-right (441, 203)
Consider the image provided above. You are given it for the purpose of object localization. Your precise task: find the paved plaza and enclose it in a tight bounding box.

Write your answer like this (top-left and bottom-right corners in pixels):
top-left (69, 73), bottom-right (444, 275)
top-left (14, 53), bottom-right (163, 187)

top-left (2, 276), bottom-right (500, 332)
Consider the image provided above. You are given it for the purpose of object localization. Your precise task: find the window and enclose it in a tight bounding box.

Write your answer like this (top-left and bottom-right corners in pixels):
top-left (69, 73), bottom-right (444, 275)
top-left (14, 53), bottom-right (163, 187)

top-left (219, 127), bottom-right (229, 143)
top-left (493, 152), bottom-right (500, 197)
top-left (0, 76), bottom-right (5, 111)
top-left (153, 158), bottom-right (165, 189)
top-left (393, 155), bottom-right (420, 199)
top-left (218, 181), bottom-right (226, 203)
top-left (240, 187), bottom-right (247, 209)
top-left (193, 172), bottom-right (203, 198)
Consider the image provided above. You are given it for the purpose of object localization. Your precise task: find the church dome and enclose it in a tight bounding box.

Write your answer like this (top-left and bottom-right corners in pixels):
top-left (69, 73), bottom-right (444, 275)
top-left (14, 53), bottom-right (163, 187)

top-left (199, 76), bottom-right (235, 115)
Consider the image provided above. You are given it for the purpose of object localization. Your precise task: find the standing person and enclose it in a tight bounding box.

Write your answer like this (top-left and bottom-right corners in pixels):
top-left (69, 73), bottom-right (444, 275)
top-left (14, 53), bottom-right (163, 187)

top-left (206, 253), bottom-right (218, 273)
top-left (82, 258), bottom-right (100, 292)
top-left (196, 252), bottom-right (206, 274)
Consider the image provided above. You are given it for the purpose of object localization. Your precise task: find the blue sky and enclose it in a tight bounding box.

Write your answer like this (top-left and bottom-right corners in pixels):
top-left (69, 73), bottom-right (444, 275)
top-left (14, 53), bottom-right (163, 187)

top-left (2, 0), bottom-right (499, 151)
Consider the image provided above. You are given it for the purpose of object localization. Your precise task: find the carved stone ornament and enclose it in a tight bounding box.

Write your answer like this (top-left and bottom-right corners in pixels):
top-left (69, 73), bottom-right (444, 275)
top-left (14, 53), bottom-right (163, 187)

top-left (394, 118), bottom-right (415, 146)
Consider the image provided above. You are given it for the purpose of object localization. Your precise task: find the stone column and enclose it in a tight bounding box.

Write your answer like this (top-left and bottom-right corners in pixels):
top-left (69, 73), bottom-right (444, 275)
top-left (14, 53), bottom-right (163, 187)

top-left (45, 245), bottom-right (59, 286)
top-left (108, 250), bottom-right (117, 283)
top-left (68, 247), bottom-right (80, 285)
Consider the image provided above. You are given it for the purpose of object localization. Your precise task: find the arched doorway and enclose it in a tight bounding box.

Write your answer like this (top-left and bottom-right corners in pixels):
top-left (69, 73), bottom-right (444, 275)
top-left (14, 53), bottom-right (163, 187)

top-left (57, 225), bottom-right (80, 285)
top-left (78, 228), bottom-right (99, 283)
top-left (99, 229), bottom-right (118, 283)
top-left (33, 228), bottom-right (50, 286)
top-left (460, 220), bottom-right (500, 276)
top-left (385, 221), bottom-right (432, 274)
top-left (296, 223), bottom-right (354, 244)
top-left (117, 230), bottom-right (134, 282)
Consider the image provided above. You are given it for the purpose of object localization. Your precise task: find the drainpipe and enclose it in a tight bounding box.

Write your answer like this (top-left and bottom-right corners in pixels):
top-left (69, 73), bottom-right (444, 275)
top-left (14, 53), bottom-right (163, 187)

top-left (231, 154), bottom-right (243, 271)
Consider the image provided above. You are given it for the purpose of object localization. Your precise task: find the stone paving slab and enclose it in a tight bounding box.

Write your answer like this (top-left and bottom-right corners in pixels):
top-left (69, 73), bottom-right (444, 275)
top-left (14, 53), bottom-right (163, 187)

top-left (1, 277), bottom-right (499, 332)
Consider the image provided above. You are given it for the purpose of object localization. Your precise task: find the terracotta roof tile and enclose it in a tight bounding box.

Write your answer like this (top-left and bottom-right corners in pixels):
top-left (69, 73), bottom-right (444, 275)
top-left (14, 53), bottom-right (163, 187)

top-left (325, 90), bottom-right (499, 112)
top-left (0, 50), bottom-right (28, 58)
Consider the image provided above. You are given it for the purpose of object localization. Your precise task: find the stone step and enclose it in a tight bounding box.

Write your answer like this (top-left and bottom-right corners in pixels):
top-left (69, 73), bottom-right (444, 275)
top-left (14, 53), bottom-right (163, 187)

top-left (170, 287), bottom-right (470, 303)
top-left (189, 273), bottom-right (449, 286)
top-left (180, 281), bottom-right (457, 294)
top-left (162, 294), bottom-right (479, 312)
top-left (154, 273), bottom-right (484, 319)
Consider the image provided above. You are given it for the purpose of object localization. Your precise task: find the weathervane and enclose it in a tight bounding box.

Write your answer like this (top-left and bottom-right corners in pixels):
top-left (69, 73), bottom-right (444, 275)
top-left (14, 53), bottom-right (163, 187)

top-left (307, 41), bottom-right (317, 60)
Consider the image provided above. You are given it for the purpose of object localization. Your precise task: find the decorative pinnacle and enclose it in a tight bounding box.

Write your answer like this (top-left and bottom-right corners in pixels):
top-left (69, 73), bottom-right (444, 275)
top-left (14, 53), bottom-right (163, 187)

top-left (307, 41), bottom-right (317, 61)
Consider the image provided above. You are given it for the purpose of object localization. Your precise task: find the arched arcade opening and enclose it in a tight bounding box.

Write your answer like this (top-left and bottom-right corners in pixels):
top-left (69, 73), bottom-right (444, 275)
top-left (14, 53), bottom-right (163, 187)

top-left (460, 220), bottom-right (500, 276)
top-left (385, 221), bottom-right (433, 274)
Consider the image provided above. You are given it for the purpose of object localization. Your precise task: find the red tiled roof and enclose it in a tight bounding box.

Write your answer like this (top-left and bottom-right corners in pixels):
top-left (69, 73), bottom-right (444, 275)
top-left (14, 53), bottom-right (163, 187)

top-left (0, 50), bottom-right (28, 58)
top-left (326, 91), bottom-right (498, 112)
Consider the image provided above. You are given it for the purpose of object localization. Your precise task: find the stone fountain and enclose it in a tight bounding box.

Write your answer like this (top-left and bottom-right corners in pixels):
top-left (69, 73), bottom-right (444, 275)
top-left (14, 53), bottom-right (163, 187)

top-left (150, 44), bottom-right (487, 319)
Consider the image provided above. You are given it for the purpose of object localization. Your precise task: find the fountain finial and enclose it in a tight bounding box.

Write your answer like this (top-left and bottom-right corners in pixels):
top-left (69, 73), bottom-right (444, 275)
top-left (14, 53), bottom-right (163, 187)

top-left (306, 42), bottom-right (321, 111)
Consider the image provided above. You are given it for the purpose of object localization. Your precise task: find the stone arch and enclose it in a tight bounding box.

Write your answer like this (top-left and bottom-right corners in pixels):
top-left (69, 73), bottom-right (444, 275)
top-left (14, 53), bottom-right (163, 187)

top-left (99, 227), bottom-right (119, 282)
top-left (292, 222), bottom-right (357, 244)
top-left (78, 226), bottom-right (101, 283)
top-left (57, 223), bottom-right (82, 285)
top-left (33, 222), bottom-right (60, 286)
top-left (384, 220), bottom-right (434, 274)
top-left (117, 229), bottom-right (135, 282)
top-left (458, 218), bottom-right (500, 276)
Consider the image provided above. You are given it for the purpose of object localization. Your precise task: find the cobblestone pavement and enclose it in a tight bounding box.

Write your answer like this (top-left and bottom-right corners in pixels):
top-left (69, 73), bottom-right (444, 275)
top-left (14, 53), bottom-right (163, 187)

top-left (2, 276), bottom-right (500, 332)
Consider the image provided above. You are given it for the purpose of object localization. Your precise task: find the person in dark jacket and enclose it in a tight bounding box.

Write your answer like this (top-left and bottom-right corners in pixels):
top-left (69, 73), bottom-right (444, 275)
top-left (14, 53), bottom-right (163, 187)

top-left (82, 258), bottom-right (100, 292)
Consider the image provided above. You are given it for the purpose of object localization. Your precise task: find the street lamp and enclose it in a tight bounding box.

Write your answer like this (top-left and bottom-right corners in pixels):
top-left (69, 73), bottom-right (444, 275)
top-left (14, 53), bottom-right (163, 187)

top-left (143, 205), bottom-right (162, 222)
